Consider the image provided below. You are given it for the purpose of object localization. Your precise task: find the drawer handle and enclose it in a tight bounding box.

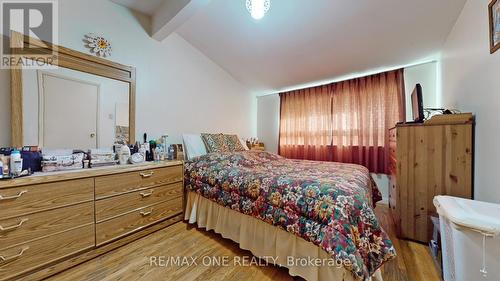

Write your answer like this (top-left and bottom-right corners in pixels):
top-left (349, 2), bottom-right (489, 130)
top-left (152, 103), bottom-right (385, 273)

top-left (140, 190), bottom-right (154, 198)
top-left (0, 190), bottom-right (28, 201)
top-left (140, 171), bottom-right (154, 178)
top-left (0, 218), bottom-right (28, 232)
top-left (0, 246), bottom-right (29, 264)
top-left (140, 209), bottom-right (153, 217)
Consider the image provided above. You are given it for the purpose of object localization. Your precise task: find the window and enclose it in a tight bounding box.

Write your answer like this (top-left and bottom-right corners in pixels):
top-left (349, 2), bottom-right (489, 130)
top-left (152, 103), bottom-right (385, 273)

top-left (279, 69), bottom-right (405, 173)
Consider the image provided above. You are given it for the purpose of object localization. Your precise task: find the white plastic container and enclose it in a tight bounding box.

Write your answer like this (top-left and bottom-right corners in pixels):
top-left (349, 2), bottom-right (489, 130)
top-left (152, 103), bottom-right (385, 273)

top-left (433, 196), bottom-right (500, 281)
top-left (10, 150), bottom-right (23, 176)
top-left (118, 145), bottom-right (131, 165)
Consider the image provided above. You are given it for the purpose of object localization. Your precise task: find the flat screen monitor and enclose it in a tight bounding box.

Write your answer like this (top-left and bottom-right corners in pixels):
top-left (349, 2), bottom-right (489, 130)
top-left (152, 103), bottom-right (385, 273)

top-left (411, 84), bottom-right (424, 123)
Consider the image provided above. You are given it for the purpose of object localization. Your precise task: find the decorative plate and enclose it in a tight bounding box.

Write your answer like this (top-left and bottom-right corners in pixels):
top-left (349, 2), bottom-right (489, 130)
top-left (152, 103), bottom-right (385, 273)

top-left (84, 33), bottom-right (112, 57)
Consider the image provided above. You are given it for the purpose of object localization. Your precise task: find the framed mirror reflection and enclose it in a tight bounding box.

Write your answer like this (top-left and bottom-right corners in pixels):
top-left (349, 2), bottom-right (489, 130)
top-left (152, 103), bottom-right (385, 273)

top-left (10, 31), bottom-right (136, 150)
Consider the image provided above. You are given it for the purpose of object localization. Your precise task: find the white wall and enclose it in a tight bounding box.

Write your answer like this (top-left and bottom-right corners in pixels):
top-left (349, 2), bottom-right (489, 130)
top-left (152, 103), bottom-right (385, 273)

top-left (441, 0), bottom-right (500, 203)
top-left (404, 62), bottom-right (438, 121)
top-left (257, 94), bottom-right (280, 154)
top-left (0, 0), bottom-right (256, 147)
top-left (372, 174), bottom-right (389, 204)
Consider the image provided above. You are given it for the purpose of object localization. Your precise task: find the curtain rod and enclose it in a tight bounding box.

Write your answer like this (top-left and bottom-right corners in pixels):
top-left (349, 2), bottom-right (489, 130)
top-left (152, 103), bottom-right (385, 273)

top-left (257, 59), bottom-right (438, 97)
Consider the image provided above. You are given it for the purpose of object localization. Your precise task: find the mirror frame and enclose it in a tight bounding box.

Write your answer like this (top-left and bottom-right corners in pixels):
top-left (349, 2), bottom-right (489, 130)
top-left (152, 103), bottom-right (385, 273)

top-left (9, 31), bottom-right (136, 147)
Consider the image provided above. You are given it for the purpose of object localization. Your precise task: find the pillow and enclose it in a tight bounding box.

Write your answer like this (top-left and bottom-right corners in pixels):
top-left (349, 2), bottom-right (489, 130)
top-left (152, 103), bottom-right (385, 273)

top-left (182, 134), bottom-right (208, 160)
top-left (239, 137), bottom-right (249, 150)
top-left (223, 134), bottom-right (247, 151)
top-left (201, 133), bottom-right (229, 153)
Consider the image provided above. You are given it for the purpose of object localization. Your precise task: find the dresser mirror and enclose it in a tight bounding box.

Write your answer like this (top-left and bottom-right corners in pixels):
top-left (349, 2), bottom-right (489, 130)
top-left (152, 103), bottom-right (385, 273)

top-left (21, 62), bottom-right (130, 149)
top-left (10, 31), bottom-right (136, 149)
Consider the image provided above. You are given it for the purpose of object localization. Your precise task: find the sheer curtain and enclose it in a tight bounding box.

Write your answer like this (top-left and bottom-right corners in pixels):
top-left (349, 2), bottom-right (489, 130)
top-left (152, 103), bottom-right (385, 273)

top-left (279, 85), bottom-right (332, 161)
top-left (279, 69), bottom-right (405, 173)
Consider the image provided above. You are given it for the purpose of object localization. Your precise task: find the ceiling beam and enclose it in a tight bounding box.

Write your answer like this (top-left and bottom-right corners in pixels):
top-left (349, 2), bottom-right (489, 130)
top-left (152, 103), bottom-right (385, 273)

top-left (151, 0), bottom-right (211, 41)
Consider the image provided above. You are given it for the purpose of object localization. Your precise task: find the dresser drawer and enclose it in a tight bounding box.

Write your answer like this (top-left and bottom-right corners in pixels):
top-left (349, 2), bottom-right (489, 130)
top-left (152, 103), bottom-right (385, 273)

top-left (96, 198), bottom-right (182, 245)
top-left (0, 179), bottom-right (94, 220)
top-left (95, 165), bottom-right (183, 199)
top-left (95, 182), bottom-right (183, 222)
top-left (0, 202), bottom-right (94, 250)
top-left (0, 224), bottom-right (94, 280)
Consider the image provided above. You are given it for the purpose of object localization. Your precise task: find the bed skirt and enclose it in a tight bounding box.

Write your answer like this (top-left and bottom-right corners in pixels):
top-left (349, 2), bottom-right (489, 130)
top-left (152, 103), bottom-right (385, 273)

top-left (184, 191), bottom-right (383, 281)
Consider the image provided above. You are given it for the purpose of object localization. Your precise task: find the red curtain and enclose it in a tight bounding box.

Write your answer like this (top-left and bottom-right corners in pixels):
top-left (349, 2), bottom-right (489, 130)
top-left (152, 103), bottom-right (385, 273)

top-left (279, 69), bottom-right (405, 174)
top-left (279, 85), bottom-right (333, 161)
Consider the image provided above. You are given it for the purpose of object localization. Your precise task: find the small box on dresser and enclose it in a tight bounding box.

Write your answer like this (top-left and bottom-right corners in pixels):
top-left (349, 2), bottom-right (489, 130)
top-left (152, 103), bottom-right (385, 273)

top-left (247, 142), bottom-right (265, 151)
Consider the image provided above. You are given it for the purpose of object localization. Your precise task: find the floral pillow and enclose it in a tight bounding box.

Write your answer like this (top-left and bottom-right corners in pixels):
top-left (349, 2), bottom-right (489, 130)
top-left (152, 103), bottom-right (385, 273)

top-left (223, 134), bottom-right (246, 152)
top-left (201, 133), bottom-right (229, 153)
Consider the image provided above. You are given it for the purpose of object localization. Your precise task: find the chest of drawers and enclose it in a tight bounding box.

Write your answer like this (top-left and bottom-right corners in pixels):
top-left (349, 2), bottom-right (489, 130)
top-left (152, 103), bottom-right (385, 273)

top-left (388, 120), bottom-right (473, 243)
top-left (0, 161), bottom-right (183, 281)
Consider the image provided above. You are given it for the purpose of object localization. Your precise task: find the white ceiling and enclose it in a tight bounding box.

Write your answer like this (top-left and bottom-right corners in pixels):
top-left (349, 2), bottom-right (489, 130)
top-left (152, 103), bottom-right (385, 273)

top-left (176, 0), bottom-right (466, 94)
top-left (111, 0), bottom-right (166, 16)
top-left (111, 0), bottom-right (467, 95)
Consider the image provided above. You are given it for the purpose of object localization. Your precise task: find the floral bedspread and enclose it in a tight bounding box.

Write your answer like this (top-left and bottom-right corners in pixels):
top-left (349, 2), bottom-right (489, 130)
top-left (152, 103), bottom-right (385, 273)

top-left (184, 151), bottom-right (396, 280)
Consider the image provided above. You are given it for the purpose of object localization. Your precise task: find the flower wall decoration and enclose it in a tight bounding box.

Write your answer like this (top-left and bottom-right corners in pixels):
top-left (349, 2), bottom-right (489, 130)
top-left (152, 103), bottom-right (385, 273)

top-left (84, 33), bottom-right (112, 57)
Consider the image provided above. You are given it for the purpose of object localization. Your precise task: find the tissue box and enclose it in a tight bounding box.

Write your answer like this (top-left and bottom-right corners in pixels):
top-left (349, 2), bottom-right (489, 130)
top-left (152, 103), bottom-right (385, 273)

top-left (41, 152), bottom-right (84, 172)
top-left (90, 149), bottom-right (117, 167)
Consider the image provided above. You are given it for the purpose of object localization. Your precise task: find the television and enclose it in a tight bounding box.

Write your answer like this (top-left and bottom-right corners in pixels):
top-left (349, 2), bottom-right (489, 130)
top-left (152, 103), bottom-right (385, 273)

top-left (411, 84), bottom-right (424, 123)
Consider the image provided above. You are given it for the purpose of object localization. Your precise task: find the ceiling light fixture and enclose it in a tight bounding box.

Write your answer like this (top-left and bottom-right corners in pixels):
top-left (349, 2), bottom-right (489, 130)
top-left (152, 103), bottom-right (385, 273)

top-left (246, 0), bottom-right (270, 20)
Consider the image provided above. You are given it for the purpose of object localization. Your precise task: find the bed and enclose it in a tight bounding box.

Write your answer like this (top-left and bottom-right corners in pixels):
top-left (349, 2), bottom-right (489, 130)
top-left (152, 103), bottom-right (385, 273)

top-left (183, 135), bottom-right (396, 281)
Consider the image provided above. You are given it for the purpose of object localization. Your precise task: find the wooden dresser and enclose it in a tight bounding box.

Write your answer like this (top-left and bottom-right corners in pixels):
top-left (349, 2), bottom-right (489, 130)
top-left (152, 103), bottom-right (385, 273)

top-left (388, 114), bottom-right (473, 243)
top-left (0, 161), bottom-right (183, 281)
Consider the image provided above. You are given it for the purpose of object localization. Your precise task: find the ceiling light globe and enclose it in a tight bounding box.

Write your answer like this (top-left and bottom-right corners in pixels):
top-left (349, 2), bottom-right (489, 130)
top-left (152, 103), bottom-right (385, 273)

top-left (246, 0), bottom-right (270, 20)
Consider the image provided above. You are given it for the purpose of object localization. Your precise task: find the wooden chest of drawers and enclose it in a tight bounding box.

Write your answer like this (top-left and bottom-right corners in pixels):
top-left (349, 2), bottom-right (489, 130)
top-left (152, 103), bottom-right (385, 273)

top-left (0, 161), bottom-right (183, 281)
top-left (388, 118), bottom-right (473, 243)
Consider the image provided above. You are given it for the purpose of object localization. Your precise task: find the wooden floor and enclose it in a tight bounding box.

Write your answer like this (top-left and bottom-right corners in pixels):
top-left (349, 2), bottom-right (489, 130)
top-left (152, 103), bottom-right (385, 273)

top-left (47, 204), bottom-right (441, 281)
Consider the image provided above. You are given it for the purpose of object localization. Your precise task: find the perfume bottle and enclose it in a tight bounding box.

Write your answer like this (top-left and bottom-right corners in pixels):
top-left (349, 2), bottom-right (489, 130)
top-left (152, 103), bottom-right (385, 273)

top-left (167, 145), bottom-right (175, 160)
